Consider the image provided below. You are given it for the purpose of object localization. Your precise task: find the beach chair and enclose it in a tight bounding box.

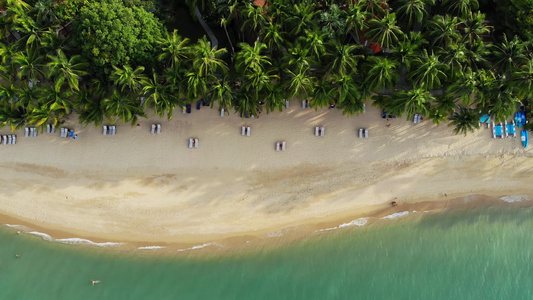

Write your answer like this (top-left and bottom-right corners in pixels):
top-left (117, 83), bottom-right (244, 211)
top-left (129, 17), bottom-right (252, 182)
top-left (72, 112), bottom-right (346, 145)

top-left (51, 124), bottom-right (55, 133)
top-left (24, 127), bottom-right (29, 137)
top-left (276, 142), bottom-right (280, 151)
top-left (103, 126), bottom-right (107, 135)
top-left (321, 127), bottom-right (325, 136)
top-left (492, 122), bottom-right (504, 139)
top-left (220, 108), bottom-right (225, 117)
top-left (7, 135), bottom-right (12, 144)
top-left (364, 129), bottom-right (369, 138)
top-left (281, 141), bottom-right (286, 151)
top-left (46, 124), bottom-right (51, 133)
top-left (285, 99), bottom-right (289, 108)
top-left (302, 100), bottom-right (306, 108)
top-left (506, 120), bottom-right (516, 138)
top-left (110, 126), bottom-right (116, 135)
top-left (188, 138), bottom-right (193, 148)
top-left (247, 126), bottom-right (251, 136)
top-left (194, 138), bottom-right (199, 148)
top-left (151, 124), bottom-right (155, 134)
top-left (30, 127), bottom-right (36, 137)
top-left (479, 114), bottom-right (490, 128)
top-left (12, 135), bottom-right (16, 144)
top-left (2, 135), bottom-right (6, 145)
top-left (242, 126), bottom-right (246, 136)
top-left (358, 128), bottom-right (363, 138)
top-left (315, 127), bottom-right (319, 136)
top-left (156, 124), bottom-right (161, 134)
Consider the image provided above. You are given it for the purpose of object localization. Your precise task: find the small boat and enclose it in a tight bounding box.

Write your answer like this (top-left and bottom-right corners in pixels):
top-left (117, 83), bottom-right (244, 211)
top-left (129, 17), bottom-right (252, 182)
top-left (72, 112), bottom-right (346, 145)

top-left (521, 130), bottom-right (528, 148)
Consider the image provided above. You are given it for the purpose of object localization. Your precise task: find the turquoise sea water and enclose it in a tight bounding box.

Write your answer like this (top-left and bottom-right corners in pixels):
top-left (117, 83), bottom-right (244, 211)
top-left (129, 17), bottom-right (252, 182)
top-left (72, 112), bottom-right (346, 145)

top-left (1, 205), bottom-right (533, 300)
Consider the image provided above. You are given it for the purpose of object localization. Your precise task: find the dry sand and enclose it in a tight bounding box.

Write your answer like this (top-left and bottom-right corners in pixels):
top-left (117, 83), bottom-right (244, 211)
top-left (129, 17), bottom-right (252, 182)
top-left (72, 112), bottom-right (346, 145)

top-left (0, 103), bottom-right (532, 250)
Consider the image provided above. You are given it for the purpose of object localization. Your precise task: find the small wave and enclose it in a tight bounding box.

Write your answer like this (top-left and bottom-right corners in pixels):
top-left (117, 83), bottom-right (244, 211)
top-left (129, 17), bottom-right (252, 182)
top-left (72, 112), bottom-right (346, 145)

top-left (381, 211), bottom-right (409, 220)
top-left (138, 246), bottom-right (166, 250)
top-left (27, 231), bottom-right (54, 241)
top-left (177, 242), bottom-right (217, 252)
top-left (55, 238), bottom-right (122, 247)
top-left (338, 217), bottom-right (370, 228)
top-left (315, 227), bottom-right (338, 232)
top-left (501, 195), bottom-right (531, 203)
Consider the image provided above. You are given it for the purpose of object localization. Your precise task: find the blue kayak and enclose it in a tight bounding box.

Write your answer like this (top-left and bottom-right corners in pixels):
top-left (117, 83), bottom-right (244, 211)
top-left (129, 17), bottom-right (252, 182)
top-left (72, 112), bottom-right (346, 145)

top-left (521, 130), bottom-right (528, 148)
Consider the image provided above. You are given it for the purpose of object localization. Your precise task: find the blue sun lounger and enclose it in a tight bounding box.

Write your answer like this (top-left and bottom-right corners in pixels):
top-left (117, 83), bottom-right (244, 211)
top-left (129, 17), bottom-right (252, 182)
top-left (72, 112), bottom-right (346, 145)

top-left (492, 122), bottom-right (504, 139)
top-left (479, 114), bottom-right (490, 128)
top-left (506, 120), bottom-right (516, 138)
top-left (516, 111), bottom-right (526, 128)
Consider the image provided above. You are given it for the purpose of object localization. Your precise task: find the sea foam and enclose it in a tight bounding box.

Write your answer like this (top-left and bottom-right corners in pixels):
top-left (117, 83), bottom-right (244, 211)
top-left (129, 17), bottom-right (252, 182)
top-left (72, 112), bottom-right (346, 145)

top-left (177, 242), bottom-right (217, 252)
top-left (501, 195), bottom-right (531, 203)
top-left (138, 246), bottom-right (166, 250)
top-left (381, 211), bottom-right (409, 220)
top-left (55, 238), bottom-right (122, 247)
top-left (316, 217), bottom-right (370, 232)
top-left (27, 231), bottom-right (54, 241)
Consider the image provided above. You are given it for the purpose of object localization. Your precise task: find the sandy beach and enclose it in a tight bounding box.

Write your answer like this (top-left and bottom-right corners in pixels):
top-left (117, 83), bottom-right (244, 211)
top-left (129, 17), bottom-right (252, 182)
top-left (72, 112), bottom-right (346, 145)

top-left (0, 103), bottom-right (532, 250)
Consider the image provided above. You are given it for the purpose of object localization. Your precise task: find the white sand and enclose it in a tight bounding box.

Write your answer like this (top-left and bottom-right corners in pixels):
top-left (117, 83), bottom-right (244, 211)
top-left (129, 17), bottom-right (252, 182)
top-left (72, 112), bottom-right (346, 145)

top-left (0, 104), bottom-right (532, 244)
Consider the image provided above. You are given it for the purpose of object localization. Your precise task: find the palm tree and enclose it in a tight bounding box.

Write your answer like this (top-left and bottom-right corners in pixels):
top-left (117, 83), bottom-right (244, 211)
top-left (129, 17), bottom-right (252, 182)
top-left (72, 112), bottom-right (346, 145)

top-left (46, 49), bottom-right (88, 92)
top-left (209, 77), bottom-right (234, 112)
top-left (235, 41), bottom-right (271, 74)
top-left (331, 73), bottom-right (365, 116)
top-left (437, 43), bottom-right (469, 80)
top-left (490, 34), bottom-right (528, 75)
top-left (102, 90), bottom-right (146, 125)
top-left (395, 0), bottom-right (431, 29)
top-left (364, 56), bottom-right (399, 92)
top-left (284, 65), bottom-right (315, 100)
top-left (512, 58), bottom-right (533, 99)
top-left (447, 67), bottom-right (480, 105)
top-left (390, 88), bottom-right (434, 118)
top-left (449, 107), bottom-right (480, 135)
top-left (360, 0), bottom-right (387, 19)
top-left (16, 85), bottom-right (40, 110)
top-left (311, 78), bottom-right (336, 108)
top-left (263, 84), bottom-right (285, 113)
top-left (261, 22), bottom-right (286, 54)
top-left (286, 2), bottom-right (318, 38)
top-left (110, 65), bottom-right (145, 93)
top-left (460, 12), bottom-right (491, 45)
top-left (78, 98), bottom-right (105, 127)
top-left (427, 14), bottom-right (461, 48)
top-left (483, 80), bottom-right (520, 122)
top-left (157, 29), bottom-right (191, 69)
top-left (366, 12), bottom-right (404, 50)
top-left (324, 42), bottom-right (362, 76)
top-left (284, 43), bottom-right (314, 71)
top-left (345, 2), bottom-right (369, 42)
top-left (191, 37), bottom-right (228, 78)
top-left (443, 0), bottom-right (479, 18)
top-left (409, 50), bottom-right (449, 90)
top-left (13, 46), bottom-right (45, 84)
top-left (298, 29), bottom-right (327, 63)
top-left (140, 72), bottom-right (177, 120)
top-left (0, 42), bottom-right (18, 82)
top-left (241, 3), bottom-right (266, 33)
top-left (37, 85), bottom-right (75, 116)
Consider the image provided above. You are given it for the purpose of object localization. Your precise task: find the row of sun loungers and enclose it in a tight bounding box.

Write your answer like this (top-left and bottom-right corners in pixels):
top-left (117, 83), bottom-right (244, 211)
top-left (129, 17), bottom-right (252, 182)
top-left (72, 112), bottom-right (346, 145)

top-left (188, 138), bottom-right (199, 149)
top-left (413, 114), bottom-right (422, 124)
top-left (1, 135), bottom-right (16, 145)
top-left (359, 128), bottom-right (369, 138)
top-left (46, 124), bottom-right (56, 133)
top-left (302, 100), bottom-right (310, 108)
top-left (24, 127), bottom-right (37, 137)
top-left (276, 141), bottom-right (286, 151)
top-left (151, 124), bottom-right (161, 134)
top-left (315, 126), bottom-right (325, 136)
top-left (492, 121), bottom-right (517, 139)
top-left (241, 126), bottom-right (251, 136)
top-left (102, 126), bottom-right (116, 135)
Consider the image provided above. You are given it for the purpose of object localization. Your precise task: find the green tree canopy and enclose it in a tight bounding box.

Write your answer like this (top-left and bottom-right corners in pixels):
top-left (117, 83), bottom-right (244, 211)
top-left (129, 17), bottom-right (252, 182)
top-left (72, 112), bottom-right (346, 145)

top-left (70, 0), bottom-right (164, 75)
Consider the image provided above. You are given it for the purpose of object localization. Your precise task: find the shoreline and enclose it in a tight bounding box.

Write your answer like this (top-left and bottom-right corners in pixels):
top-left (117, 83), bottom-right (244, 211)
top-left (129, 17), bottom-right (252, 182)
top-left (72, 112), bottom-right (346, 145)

top-left (0, 105), bottom-right (532, 255)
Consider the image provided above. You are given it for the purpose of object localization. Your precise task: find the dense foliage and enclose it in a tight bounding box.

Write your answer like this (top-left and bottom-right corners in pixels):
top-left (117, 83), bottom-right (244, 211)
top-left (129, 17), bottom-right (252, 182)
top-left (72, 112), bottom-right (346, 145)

top-left (1, 0), bottom-right (533, 134)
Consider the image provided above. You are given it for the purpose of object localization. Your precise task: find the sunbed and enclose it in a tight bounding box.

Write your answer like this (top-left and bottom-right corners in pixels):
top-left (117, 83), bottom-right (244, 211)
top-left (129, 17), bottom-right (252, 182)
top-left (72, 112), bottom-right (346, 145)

top-left (242, 126), bottom-right (246, 136)
top-left (506, 120), bottom-right (516, 138)
top-left (364, 128), bottom-right (369, 138)
top-left (189, 138), bottom-right (193, 149)
top-left (321, 127), bottom-right (325, 136)
top-left (25, 127), bottom-right (29, 137)
top-left (492, 122), bottom-right (504, 139)
top-left (30, 127), bottom-right (36, 137)
top-left (194, 138), bottom-right (199, 148)
top-left (285, 99), bottom-right (289, 108)
top-left (46, 124), bottom-right (51, 133)
top-left (2, 135), bottom-right (6, 145)
top-left (151, 124), bottom-right (155, 134)
top-left (247, 126), bottom-right (250, 136)
top-left (8, 135), bottom-right (12, 144)
top-left (315, 127), bottom-right (319, 136)
top-left (11, 135), bottom-right (16, 144)
top-left (281, 141), bottom-right (286, 151)
top-left (276, 142), bottom-right (280, 151)
top-left (479, 114), bottom-right (490, 128)
top-left (103, 125), bottom-right (107, 135)
top-left (110, 126), bottom-right (116, 135)
top-left (220, 108), bottom-right (225, 117)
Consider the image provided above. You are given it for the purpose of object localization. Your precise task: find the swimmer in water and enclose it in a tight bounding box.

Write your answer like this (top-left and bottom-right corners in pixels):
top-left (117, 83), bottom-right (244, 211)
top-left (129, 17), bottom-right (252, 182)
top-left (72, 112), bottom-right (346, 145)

top-left (91, 280), bottom-right (100, 286)
top-left (15, 254), bottom-right (20, 258)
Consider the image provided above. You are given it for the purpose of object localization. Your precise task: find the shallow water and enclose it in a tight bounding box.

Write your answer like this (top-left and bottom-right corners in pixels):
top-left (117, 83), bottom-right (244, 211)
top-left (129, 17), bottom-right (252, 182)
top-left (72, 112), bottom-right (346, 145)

top-left (1, 205), bottom-right (533, 299)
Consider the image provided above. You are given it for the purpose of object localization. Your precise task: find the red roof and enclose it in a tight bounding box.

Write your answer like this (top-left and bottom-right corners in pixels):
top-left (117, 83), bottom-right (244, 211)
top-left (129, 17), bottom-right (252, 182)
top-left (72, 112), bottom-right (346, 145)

top-left (253, 0), bottom-right (266, 7)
